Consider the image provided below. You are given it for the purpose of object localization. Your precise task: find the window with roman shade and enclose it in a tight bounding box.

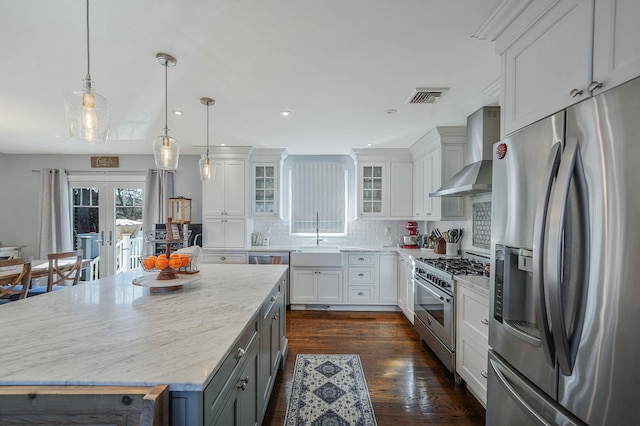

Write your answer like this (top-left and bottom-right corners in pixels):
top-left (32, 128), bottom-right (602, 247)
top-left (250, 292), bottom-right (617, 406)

top-left (289, 163), bottom-right (347, 235)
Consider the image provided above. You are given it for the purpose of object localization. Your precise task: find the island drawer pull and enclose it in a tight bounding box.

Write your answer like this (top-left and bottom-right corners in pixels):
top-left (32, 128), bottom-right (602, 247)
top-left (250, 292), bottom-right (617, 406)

top-left (236, 348), bottom-right (245, 359)
top-left (481, 318), bottom-right (489, 325)
top-left (481, 370), bottom-right (488, 379)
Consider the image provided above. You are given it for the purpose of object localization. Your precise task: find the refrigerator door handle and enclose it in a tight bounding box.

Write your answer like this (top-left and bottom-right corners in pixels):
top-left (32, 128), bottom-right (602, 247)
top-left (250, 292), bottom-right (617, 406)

top-left (489, 354), bottom-right (585, 426)
top-left (546, 138), bottom-right (591, 376)
top-left (532, 142), bottom-right (562, 366)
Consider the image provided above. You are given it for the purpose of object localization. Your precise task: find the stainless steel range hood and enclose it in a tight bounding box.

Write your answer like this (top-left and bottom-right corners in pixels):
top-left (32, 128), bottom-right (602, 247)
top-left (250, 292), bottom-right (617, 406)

top-left (430, 106), bottom-right (500, 197)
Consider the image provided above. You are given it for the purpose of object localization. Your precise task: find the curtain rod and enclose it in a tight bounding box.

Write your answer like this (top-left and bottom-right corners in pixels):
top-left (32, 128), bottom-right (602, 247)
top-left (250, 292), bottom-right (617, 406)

top-left (31, 169), bottom-right (175, 174)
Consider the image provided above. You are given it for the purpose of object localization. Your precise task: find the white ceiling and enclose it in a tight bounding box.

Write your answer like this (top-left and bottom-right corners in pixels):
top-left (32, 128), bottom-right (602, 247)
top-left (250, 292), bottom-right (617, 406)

top-left (0, 0), bottom-right (501, 156)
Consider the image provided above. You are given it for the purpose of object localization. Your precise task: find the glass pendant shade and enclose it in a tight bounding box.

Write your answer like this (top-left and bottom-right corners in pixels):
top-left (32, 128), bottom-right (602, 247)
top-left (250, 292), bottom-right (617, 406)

top-left (199, 156), bottom-right (212, 180)
top-left (65, 78), bottom-right (111, 144)
top-left (153, 132), bottom-right (179, 170)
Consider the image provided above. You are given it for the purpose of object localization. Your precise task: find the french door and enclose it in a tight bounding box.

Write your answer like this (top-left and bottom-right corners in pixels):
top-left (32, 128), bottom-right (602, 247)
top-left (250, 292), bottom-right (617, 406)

top-left (69, 177), bottom-right (145, 278)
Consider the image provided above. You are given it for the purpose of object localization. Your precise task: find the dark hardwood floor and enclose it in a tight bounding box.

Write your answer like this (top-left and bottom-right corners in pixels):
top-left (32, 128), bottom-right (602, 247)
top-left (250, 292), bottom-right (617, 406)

top-left (263, 310), bottom-right (486, 425)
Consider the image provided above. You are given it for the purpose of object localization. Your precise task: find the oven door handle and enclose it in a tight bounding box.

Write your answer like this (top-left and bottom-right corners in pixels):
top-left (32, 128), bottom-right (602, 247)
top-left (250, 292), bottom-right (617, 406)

top-left (416, 280), bottom-right (451, 303)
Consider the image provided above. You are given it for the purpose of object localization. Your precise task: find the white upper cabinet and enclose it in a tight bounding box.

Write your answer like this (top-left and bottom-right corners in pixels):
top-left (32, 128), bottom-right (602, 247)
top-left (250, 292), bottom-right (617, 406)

top-left (410, 127), bottom-right (466, 221)
top-left (249, 149), bottom-right (286, 218)
top-left (592, 0), bottom-right (640, 94)
top-left (201, 147), bottom-right (251, 248)
top-left (493, 0), bottom-right (640, 136)
top-left (351, 149), bottom-right (414, 219)
top-left (502, 0), bottom-right (593, 136)
top-left (203, 159), bottom-right (246, 217)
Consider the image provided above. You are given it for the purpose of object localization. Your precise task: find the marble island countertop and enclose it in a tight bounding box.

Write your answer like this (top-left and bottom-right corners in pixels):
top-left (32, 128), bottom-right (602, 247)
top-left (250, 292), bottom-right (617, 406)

top-left (0, 264), bottom-right (287, 392)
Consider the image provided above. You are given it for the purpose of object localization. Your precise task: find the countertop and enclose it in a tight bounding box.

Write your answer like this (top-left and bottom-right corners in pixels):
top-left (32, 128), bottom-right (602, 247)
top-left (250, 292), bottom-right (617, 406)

top-left (455, 274), bottom-right (490, 296)
top-left (0, 264), bottom-right (287, 392)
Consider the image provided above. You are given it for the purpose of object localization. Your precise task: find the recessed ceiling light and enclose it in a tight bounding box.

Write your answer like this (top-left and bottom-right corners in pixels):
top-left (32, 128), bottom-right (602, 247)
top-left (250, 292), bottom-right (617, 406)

top-left (366, 143), bottom-right (373, 147)
top-left (220, 143), bottom-right (226, 146)
top-left (173, 110), bottom-right (183, 116)
top-left (386, 109), bottom-right (397, 115)
top-left (280, 111), bottom-right (291, 117)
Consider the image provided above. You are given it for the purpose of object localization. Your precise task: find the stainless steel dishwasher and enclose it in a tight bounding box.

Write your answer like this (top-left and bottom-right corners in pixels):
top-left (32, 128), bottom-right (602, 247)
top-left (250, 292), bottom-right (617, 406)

top-left (248, 252), bottom-right (290, 306)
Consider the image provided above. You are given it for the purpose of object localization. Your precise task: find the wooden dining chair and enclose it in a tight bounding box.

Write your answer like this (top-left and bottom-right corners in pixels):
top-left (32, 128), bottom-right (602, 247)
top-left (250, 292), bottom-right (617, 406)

top-left (28, 250), bottom-right (83, 296)
top-left (0, 257), bottom-right (32, 304)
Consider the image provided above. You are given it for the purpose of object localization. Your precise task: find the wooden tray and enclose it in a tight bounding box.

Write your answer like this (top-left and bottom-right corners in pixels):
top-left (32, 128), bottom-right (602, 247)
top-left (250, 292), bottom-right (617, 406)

top-left (132, 273), bottom-right (200, 293)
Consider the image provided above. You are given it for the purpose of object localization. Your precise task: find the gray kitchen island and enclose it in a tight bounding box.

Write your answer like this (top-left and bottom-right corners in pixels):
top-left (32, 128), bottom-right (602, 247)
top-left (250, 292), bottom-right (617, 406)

top-left (0, 263), bottom-right (288, 425)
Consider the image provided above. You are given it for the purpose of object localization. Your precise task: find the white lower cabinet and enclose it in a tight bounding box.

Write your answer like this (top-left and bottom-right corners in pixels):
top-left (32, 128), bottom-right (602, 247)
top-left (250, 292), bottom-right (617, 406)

top-left (378, 253), bottom-right (397, 304)
top-left (202, 251), bottom-right (247, 264)
top-left (455, 280), bottom-right (490, 407)
top-left (291, 251), bottom-right (398, 308)
top-left (397, 255), bottom-right (414, 323)
top-left (290, 269), bottom-right (343, 304)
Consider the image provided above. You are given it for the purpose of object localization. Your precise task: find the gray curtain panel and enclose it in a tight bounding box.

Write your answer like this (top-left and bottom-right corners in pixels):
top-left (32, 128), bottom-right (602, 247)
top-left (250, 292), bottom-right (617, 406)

top-left (37, 168), bottom-right (72, 258)
top-left (142, 169), bottom-right (174, 252)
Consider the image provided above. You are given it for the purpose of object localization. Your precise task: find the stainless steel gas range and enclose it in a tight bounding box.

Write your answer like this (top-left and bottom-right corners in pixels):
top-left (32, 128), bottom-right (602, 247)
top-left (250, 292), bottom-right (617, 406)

top-left (413, 254), bottom-right (488, 372)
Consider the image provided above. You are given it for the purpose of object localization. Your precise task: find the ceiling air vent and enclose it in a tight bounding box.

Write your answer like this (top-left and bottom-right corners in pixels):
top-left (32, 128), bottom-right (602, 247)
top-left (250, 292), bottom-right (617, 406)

top-left (407, 87), bottom-right (449, 104)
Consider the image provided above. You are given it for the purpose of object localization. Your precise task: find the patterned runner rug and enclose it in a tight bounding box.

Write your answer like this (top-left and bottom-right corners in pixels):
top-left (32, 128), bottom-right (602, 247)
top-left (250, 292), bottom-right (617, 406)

top-left (284, 354), bottom-right (377, 425)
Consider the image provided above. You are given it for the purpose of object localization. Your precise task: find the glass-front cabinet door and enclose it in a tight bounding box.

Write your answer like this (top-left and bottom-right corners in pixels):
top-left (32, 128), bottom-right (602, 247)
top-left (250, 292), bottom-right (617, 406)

top-left (359, 163), bottom-right (385, 217)
top-left (252, 163), bottom-right (278, 216)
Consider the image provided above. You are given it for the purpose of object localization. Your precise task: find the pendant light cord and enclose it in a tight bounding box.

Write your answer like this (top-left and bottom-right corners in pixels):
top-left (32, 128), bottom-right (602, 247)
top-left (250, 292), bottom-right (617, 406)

top-left (85, 0), bottom-right (91, 80)
top-left (164, 59), bottom-right (169, 134)
top-left (206, 103), bottom-right (210, 157)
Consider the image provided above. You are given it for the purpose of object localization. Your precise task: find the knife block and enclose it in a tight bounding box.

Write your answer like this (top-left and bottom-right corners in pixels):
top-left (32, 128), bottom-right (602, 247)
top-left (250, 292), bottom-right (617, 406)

top-left (434, 238), bottom-right (446, 254)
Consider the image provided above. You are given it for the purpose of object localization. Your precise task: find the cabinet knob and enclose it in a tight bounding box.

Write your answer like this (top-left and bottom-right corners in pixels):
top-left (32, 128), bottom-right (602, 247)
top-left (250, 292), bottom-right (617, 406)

top-left (236, 348), bottom-right (245, 359)
top-left (220, 256), bottom-right (226, 261)
top-left (358, 273), bottom-right (364, 277)
top-left (358, 291), bottom-right (364, 296)
top-left (588, 81), bottom-right (603, 92)
top-left (358, 257), bottom-right (365, 261)
top-left (238, 375), bottom-right (250, 391)
top-left (270, 296), bottom-right (276, 301)
top-left (481, 370), bottom-right (488, 379)
top-left (273, 312), bottom-right (279, 320)
top-left (570, 88), bottom-right (583, 98)
top-left (481, 318), bottom-right (489, 325)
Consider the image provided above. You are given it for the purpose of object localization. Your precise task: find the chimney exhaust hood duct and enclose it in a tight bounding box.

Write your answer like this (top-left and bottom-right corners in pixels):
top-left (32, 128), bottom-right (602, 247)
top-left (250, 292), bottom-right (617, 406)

top-left (430, 106), bottom-right (500, 197)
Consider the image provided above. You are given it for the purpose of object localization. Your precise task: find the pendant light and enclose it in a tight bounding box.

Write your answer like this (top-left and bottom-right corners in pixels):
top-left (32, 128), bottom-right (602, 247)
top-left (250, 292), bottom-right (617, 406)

top-left (153, 52), bottom-right (180, 171)
top-left (64, 0), bottom-right (111, 144)
top-left (199, 97), bottom-right (216, 181)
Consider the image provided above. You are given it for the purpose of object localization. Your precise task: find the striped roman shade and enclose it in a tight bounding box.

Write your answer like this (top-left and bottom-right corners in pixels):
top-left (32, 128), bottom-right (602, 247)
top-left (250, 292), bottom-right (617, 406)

top-left (290, 163), bottom-right (346, 234)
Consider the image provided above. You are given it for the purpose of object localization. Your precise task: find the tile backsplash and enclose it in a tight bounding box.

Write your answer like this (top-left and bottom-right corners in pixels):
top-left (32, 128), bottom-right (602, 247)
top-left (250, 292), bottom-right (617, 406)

top-left (252, 195), bottom-right (492, 255)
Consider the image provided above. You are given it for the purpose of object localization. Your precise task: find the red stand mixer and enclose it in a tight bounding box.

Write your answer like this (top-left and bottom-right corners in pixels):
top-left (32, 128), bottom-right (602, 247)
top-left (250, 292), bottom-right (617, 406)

top-left (401, 221), bottom-right (419, 249)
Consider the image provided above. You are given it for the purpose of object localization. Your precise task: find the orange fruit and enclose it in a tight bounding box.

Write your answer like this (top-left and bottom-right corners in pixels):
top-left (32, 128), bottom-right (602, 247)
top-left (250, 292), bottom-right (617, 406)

top-left (143, 256), bottom-right (157, 270)
top-left (180, 254), bottom-right (190, 267)
top-left (170, 253), bottom-right (180, 258)
top-left (169, 257), bottom-right (182, 270)
top-left (155, 257), bottom-right (169, 270)
top-left (158, 253), bottom-right (167, 258)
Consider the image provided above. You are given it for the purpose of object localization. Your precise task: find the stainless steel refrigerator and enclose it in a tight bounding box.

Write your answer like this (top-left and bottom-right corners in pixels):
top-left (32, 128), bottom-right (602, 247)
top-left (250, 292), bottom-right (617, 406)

top-left (487, 75), bottom-right (640, 425)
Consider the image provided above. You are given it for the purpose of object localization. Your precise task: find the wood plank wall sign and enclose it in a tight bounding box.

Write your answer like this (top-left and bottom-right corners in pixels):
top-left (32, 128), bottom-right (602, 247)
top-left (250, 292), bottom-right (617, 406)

top-left (90, 156), bottom-right (119, 168)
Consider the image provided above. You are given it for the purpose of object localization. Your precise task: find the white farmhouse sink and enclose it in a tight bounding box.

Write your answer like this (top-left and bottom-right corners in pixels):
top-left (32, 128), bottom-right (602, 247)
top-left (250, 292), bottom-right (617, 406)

top-left (290, 250), bottom-right (344, 267)
top-left (296, 246), bottom-right (340, 253)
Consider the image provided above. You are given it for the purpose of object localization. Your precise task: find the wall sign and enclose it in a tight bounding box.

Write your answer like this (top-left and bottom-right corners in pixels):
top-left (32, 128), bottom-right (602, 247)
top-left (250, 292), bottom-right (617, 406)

top-left (90, 156), bottom-right (119, 168)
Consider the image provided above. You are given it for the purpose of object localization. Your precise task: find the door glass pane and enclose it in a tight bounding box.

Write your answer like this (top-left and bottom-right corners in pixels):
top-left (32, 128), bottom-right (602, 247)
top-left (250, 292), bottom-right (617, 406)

top-left (114, 187), bottom-right (144, 274)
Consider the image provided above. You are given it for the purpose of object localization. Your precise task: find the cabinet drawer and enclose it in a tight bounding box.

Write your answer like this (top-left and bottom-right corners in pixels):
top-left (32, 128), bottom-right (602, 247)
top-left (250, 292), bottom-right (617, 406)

top-left (347, 267), bottom-right (375, 284)
top-left (261, 280), bottom-right (283, 319)
top-left (347, 286), bottom-right (375, 303)
top-left (457, 328), bottom-right (489, 406)
top-left (202, 252), bottom-right (247, 264)
top-left (204, 315), bottom-right (259, 414)
top-left (457, 285), bottom-right (489, 340)
top-left (348, 254), bottom-right (376, 265)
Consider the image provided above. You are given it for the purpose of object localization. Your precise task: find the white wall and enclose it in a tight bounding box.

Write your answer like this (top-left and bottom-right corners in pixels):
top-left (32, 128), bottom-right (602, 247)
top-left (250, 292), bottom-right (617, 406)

top-left (0, 154), bottom-right (202, 258)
